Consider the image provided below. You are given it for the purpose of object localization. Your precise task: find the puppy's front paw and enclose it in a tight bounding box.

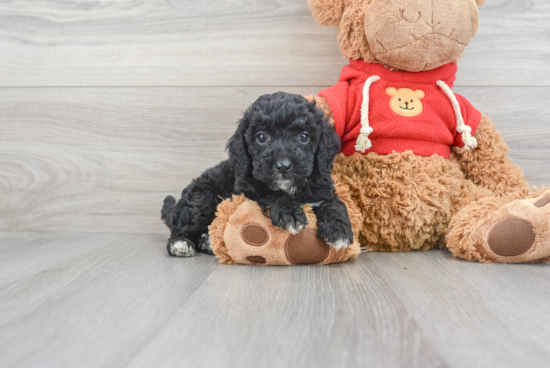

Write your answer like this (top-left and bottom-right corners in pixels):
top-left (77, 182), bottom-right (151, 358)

top-left (270, 206), bottom-right (308, 234)
top-left (198, 233), bottom-right (215, 256)
top-left (167, 239), bottom-right (196, 257)
top-left (317, 219), bottom-right (353, 251)
top-left (327, 238), bottom-right (352, 251)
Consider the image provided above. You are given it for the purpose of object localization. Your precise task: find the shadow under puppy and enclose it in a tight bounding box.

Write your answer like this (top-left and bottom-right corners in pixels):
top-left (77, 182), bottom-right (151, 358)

top-left (162, 92), bottom-right (353, 257)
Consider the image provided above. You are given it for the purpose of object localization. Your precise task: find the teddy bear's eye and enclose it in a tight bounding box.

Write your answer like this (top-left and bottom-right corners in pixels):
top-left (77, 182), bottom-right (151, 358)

top-left (398, 98), bottom-right (401, 101)
top-left (411, 100), bottom-right (414, 103)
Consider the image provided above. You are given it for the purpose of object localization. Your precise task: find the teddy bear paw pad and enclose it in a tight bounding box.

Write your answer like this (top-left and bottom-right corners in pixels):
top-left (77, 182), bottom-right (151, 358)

top-left (481, 193), bottom-right (550, 262)
top-left (285, 229), bottom-right (330, 265)
top-left (534, 197), bottom-right (550, 208)
top-left (487, 218), bottom-right (535, 257)
top-left (241, 224), bottom-right (269, 246)
top-left (246, 256), bottom-right (267, 264)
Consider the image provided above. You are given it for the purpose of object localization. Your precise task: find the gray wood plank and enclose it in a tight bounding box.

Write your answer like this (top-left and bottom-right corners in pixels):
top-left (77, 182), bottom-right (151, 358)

top-left (368, 250), bottom-right (550, 368)
top-left (456, 0), bottom-right (550, 86)
top-left (0, 232), bottom-right (442, 368)
top-left (0, 232), bottom-right (127, 287)
top-left (0, 0), bottom-right (548, 87)
top-left (1, 232), bottom-right (550, 368)
top-left (0, 233), bottom-right (220, 368)
top-left (1, 86), bottom-right (549, 234)
top-left (128, 255), bottom-right (444, 368)
top-left (0, 0), bottom-right (345, 87)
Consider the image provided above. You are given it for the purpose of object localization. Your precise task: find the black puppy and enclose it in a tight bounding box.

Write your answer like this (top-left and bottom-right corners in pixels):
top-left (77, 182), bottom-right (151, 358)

top-left (161, 92), bottom-right (354, 257)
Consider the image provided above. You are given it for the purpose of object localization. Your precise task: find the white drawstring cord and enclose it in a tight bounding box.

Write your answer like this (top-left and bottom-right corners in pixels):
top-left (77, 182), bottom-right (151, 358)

top-left (355, 75), bottom-right (381, 153)
top-left (437, 80), bottom-right (478, 150)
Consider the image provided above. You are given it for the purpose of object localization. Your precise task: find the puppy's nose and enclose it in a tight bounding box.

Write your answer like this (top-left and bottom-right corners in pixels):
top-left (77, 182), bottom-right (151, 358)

top-left (276, 159), bottom-right (292, 173)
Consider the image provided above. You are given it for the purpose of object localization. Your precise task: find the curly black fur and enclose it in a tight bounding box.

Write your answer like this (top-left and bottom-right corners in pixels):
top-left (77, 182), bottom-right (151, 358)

top-left (162, 92), bottom-right (354, 257)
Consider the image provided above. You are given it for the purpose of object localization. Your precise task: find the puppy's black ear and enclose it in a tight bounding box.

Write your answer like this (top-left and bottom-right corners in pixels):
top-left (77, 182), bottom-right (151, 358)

top-left (315, 110), bottom-right (341, 176)
top-left (226, 115), bottom-right (251, 177)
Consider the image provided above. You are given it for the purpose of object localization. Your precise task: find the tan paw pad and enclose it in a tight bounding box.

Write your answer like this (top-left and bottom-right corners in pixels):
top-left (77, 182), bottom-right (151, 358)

top-left (246, 256), bottom-right (267, 264)
top-left (241, 224), bottom-right (269, 246)
top-left (487, 218), bottom-right (535, 257)
top-left (534, 197), bottom-right (550, 208)
top-left (285, 229), bottom-right (330, 265)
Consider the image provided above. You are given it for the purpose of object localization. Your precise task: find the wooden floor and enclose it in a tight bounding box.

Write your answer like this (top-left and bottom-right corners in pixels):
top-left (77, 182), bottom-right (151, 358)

top-left (1, 232), bottom-right (549, 368)
top-left (2, 1), bottom-right (550, 367)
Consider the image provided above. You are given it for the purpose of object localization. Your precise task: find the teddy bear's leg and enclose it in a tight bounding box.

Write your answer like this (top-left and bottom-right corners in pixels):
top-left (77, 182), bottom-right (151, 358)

top-left (447, 186), bottom-right (550, 264)
top-left (448, 114), bottom-right (550, 263)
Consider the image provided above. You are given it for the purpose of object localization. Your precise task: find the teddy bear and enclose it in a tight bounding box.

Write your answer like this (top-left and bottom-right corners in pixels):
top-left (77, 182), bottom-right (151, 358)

top-left (209, 0), bottom-right (550, 265)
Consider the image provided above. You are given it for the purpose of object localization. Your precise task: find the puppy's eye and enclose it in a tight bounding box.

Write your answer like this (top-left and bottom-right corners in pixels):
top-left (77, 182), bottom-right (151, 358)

top-left (299, 132), bottom-right (310, 144)
top-left (256, 132), bottom-right (268, 145)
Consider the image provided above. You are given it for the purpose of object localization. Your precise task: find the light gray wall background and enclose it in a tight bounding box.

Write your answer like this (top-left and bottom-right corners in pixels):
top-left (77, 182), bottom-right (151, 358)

top-left (1, 0), bottom-right (549, 235)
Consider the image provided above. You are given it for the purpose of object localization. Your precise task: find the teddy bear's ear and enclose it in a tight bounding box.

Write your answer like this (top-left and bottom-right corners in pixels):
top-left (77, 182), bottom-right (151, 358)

top-left (307, 0), bottom-right (345, 27)
top-left (476, 0), bottom-right (485, 5)
top-left (386, 87), bottom-right (397, 97)
top-left (414, 90), bottom-right (426, 99)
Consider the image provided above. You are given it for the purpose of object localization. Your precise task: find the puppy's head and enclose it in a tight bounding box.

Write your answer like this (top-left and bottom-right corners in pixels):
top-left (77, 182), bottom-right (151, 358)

top-left (227, 92), bottom-right (340, 193)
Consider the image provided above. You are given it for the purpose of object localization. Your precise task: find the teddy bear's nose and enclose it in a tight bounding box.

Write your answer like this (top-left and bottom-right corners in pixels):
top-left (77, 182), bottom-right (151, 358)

top-left (405, 101), bottom-right (409, 106)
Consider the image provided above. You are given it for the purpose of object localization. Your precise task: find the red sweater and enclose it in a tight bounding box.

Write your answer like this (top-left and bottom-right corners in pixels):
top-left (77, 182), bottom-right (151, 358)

top-left (319, 60), bottom-right (481, 158)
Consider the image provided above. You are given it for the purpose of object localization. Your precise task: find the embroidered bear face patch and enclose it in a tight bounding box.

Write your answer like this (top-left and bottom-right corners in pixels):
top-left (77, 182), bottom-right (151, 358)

top-left (386, 87), bottom-right (425, 117)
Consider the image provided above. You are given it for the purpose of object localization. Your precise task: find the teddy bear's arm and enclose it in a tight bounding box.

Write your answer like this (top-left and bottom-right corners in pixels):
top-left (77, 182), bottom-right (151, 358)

top-left (305, 95), bottom-right (335, 127)
top-left (450, 114), bottom-right (530, 199)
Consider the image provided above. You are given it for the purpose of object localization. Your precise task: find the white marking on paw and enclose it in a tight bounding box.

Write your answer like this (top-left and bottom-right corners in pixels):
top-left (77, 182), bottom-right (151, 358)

top-left (200, 234), bottom-right (212, 252)
top-left (328, 239), bottom-right (351, 251)
top-left (288, 224), bottom-right (306, 235)
top-left (288, 226), bottom-right (299, 235)
top-left (170, 240), bottom-right (196, 257)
